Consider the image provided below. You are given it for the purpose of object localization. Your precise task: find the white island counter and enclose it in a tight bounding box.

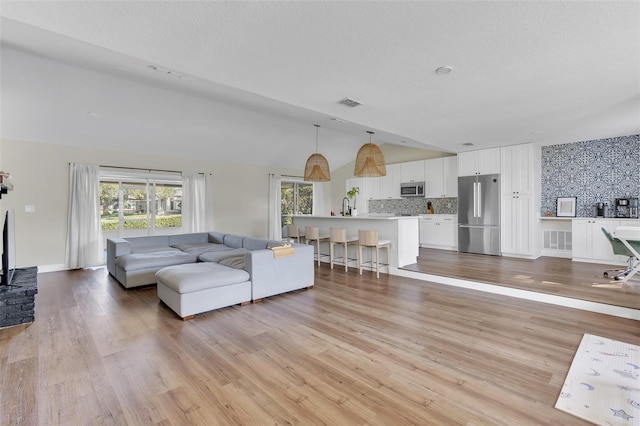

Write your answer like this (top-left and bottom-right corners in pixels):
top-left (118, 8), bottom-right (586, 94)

top-left (292, 215), bottom-right (420, 271)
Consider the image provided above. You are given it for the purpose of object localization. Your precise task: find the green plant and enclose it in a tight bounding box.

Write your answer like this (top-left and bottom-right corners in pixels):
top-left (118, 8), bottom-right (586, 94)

top-left (347, 186), bottom-right (359, 209)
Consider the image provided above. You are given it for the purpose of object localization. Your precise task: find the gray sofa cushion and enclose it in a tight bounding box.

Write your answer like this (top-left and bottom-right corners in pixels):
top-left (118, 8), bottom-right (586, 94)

top-left (132, 246), bottom-right (182, 254)
top-left (198, 248), bottom-right (250, 263)
top-left (223, 234), bottom-right (244, 249)
top-left (115, 251), bottom-right (198, 271)
top-left (218, 256), bottom-right (246, 269)
top-left (242, 237), bottom-right (270, 251)
top-left (168, 233), bottom-right (210, 246)
top-left (156, 262), bottom-right (250, 294)
top-left (209, 231), bottom-right (226, 244)
top-left (172, 243), bottom-right (232, 255)
top-left (128, 235), bottom-right (170, 249)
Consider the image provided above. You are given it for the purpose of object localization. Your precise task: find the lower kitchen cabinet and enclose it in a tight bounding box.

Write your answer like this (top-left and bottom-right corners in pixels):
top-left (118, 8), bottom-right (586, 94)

top-left (572, 219), bottom-right (619, 264)
top-left (419, 215), bottom-right (457, 250)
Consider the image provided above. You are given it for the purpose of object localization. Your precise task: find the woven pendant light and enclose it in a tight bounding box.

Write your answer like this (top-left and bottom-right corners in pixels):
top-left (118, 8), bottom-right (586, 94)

top-left (354, 131), bottom-right (386, 177)
top-left (304, 124), bottom-right (331, 182)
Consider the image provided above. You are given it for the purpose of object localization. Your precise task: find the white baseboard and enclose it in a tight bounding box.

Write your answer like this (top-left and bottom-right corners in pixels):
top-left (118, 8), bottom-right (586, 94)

top-left (35, 264), bottom-right (68, 273)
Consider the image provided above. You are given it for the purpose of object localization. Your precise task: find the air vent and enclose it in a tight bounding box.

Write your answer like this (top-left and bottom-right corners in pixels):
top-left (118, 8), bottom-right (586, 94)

top-left (147, 64), bottom-right (184, 79)
top-left (337, 97), bottom-right (362, 108)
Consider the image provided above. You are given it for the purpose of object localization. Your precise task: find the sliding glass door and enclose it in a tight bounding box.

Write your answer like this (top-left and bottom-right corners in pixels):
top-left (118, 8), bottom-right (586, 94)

top-left (100, 177), bottom-right (182, 243)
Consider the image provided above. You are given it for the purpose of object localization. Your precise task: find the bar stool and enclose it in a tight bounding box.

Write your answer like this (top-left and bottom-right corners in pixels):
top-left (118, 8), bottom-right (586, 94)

top-left (286, 224), bottom-right (305, 243)
top-left (329, 228), bottom-right (359, 272)
top-left (358, 230), bottom-right (391, 278)
top-left (305, 226), bottom-right (330, 266)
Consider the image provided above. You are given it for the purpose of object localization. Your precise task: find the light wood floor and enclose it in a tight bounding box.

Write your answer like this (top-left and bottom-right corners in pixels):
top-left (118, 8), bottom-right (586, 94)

top-left (1, 265), bottom-right (638, 425)
top-left (404, 248), bottom-right (640, 310)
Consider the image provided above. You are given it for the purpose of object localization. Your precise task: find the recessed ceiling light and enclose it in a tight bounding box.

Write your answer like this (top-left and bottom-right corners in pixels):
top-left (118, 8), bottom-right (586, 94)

top-left (114, 66), bottom-right (129, 72)
top-left (329, 117), bottom-right (349, 123)
top-left (462, 142), bottom-right (474, 146)
top-left (86, 112), bottom-right (98, 117)
top-left (400, 140), bottom-right (407, 144)
top-left (530, 130), bottom-right (541, 135)
top-left (435, 66), bottom-right (453, 75)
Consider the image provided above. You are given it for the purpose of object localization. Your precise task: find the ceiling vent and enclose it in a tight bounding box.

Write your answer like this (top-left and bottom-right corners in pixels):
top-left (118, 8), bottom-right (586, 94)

top-left (147, 64), bottom-right (184, 79)
top-left (337, 97), bottom-right (362, 108)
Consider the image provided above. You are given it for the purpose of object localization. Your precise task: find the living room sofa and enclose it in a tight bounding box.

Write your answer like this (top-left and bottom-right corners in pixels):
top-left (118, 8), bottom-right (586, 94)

top-left (106, 232), bottom-right (314, 302)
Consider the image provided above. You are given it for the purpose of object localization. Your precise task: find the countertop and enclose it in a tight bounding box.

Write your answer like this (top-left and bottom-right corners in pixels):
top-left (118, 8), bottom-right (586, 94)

top-left (292, 214), bottom-right (420, 220)
top-left (540, 216), bottom-right (640, 221)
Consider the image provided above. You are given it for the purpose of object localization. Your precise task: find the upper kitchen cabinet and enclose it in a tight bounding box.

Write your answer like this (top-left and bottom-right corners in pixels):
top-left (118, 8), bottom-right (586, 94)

top-left (501, 144), bottom-right (534, 195)
top-left (401, 160), bottom-right (426, 183)
top-left (380, 163), bottom-right (402, 199)
top-left (425, 156), bottom-right (458, 198)
top-left (457, 148), bottom-right (500, 176)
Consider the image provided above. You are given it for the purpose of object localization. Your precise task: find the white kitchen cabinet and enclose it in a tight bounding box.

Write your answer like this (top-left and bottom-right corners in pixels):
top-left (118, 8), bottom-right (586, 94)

top-left (572, 219), bottom-right (619, 263)
top-left (457, 148), bottom-right (500, 177)
top-left (380, 163), bottom-right (402, 199)
top-left (419, 215), bottom-right (457, 250)
top-left (501, 144), bottom-right (534, 195)
top-left (501, 193), bottom-right (534, 256)
top-left (500, 144), bottom-right (538, 258)
top-left (425, 156), bottom-right (458, 198)
top-left (401, 160), bottom-right (425, 183)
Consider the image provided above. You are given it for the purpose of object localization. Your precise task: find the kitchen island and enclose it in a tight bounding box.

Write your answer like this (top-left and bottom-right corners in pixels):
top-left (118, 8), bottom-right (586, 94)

top-left (292, 215), bottom-right (419, 271)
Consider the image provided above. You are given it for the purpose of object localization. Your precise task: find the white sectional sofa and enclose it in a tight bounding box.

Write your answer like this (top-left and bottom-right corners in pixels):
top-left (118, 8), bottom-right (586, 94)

top-left (106, 231), bottom-right (315, 319)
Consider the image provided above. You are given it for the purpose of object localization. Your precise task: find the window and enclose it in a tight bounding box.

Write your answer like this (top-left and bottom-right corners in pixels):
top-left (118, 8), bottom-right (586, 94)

top-left (280, 180), bottom-right (313, 226)
top-left (99, 169), bottom-right (183, 242)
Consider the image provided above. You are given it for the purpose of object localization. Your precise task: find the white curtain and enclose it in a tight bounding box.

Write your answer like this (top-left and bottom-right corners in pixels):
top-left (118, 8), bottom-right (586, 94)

top-left (204, 173), bottom-right (214, 231)
top-left (182, 172), bottom-right (206, 233)
top-left (312, 182), bottom-right (325, 216)
top-left (65, 163), bottom-right (103, 269)
top-left (268, 173), bottom-right (282, 240)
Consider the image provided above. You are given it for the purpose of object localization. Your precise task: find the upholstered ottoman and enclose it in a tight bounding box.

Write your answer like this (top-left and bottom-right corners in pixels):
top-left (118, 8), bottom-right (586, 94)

top-left (156, 262), bottom-right (251, 320)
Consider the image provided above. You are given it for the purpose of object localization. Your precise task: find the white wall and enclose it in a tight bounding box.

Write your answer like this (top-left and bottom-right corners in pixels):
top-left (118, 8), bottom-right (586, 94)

top-left (0, 138), bottom-right (327, 269)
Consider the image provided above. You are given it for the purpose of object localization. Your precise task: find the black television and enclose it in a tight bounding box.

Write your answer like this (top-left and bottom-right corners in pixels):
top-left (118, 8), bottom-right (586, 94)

top-left (1, 210), bottom-right (16, 285)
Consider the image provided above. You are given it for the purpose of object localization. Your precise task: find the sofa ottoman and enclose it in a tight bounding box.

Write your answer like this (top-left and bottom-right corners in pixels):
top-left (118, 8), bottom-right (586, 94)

top-left (156, 262), bottom-right (251, 320)
top-left (115, 251), bottom-right (199, 288)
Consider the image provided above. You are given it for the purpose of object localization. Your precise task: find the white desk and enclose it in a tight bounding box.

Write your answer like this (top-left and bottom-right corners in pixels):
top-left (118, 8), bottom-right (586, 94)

top-left (612, 226), bottom-right (640, 282)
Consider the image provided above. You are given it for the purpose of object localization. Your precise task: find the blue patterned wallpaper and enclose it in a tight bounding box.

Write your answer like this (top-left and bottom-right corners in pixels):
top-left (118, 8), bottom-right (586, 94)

top-left (540, 134), bottom-right (640, 217)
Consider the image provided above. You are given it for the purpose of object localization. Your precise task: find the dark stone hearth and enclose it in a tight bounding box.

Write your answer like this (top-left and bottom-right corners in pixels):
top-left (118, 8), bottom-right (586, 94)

top-left (0, 266), bottom-right (38, 328)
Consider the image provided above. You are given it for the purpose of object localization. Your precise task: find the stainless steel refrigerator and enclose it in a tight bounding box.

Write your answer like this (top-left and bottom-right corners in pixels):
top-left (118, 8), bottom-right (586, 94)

top-left (458, 174), bottom-right (501, 255)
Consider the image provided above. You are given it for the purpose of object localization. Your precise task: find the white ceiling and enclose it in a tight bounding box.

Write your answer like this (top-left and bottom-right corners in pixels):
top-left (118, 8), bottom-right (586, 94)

top-left (1, 1), bottom-right (639, 170)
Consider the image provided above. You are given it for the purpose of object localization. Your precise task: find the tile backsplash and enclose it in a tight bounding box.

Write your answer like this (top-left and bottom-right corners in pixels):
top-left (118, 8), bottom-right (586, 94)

top-left (540, 134), bottom-right (640, 217)
top-left (368, 197), bottom-right (457, 215)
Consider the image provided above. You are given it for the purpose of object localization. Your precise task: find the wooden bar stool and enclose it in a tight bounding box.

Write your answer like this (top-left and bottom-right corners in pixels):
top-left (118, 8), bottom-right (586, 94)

top-left (305, 226), bottom-right (330, 266)
top-left (329, 228), bottom-right (359, 272)
top-left (286, 224), bottom-right (305, 243)
top-left (358, 230), bottom-right (391, 278)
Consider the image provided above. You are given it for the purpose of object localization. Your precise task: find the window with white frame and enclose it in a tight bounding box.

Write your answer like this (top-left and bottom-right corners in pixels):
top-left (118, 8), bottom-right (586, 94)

top-left (99, 168), bottom-right (183, 241)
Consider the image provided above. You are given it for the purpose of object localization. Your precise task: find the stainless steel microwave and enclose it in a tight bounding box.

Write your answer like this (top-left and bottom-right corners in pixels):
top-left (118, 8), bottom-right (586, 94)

top-left (400, 182), bottom-right (425, 197)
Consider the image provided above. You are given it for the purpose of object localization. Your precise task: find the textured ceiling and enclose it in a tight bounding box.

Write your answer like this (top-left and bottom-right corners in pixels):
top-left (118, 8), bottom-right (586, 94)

top-left (1, 1), bottom-right (639, 170)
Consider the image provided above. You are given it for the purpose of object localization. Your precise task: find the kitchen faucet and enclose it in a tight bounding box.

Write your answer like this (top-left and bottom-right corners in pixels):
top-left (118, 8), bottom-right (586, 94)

top-left (342, 197), bottom-right (350, 216)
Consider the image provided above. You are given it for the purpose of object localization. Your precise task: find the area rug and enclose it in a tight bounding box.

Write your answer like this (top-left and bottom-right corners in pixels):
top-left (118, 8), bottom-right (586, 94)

top-left (556, 333), bottom-right (640, 425)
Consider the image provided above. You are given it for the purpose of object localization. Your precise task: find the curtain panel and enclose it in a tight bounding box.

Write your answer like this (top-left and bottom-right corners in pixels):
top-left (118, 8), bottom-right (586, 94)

top-left (268, 174), bottom-right (282, 240)
top-left (182, 172), bottom-right (207, 233)
top-left (65, 163), bottom-right (103, 268)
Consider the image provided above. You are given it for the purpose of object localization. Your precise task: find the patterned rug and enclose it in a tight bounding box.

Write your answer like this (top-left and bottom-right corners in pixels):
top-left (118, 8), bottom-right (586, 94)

top-left (556, 334), bottom-right (640, 425)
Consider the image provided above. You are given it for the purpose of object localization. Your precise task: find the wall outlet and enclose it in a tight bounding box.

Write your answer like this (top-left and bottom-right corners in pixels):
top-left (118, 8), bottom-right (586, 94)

top-left (25, 205), bottom-right (36, 213)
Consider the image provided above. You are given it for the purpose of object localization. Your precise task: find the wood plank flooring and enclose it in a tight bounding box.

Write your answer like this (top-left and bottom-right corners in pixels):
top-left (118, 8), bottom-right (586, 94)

top-left (404, 248), bottom-right (640, 310)
top-left (1, 265), bottom-right (639, 425)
